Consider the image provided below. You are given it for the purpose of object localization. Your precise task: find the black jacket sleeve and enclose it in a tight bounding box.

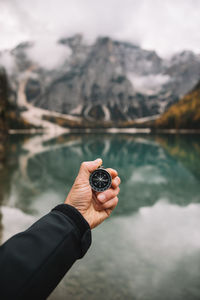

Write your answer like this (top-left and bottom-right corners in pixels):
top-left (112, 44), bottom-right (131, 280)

top-left (0, 204), bottom-right (92, 300)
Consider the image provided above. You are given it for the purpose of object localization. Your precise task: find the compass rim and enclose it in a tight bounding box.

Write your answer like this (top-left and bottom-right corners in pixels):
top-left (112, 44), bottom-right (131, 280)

top-left (89, 169), bottom-right (112, 192)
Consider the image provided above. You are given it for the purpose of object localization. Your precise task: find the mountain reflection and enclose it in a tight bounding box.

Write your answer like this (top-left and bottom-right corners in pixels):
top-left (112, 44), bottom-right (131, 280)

top-left (1, 133), bottom-right (200, 216)
top-left (1, 133), bottom-right (200, 300)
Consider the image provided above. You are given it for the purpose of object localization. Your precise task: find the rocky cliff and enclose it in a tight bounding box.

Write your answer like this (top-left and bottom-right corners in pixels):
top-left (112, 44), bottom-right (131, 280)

top-left (2, 35), bottom-right (200, 127)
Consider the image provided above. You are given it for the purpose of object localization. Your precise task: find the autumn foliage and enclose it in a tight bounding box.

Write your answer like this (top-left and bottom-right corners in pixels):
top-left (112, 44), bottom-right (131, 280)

top-left (155, 81), bottom-right (200, 129)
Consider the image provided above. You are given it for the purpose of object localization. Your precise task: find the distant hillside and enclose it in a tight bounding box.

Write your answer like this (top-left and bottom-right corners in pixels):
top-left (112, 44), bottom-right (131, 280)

top-left (0, 68), bottom-right (8, 163)
top-left (154, 81), bottom-right (200, 129)
top-left (0, 67), bottom-right (39, 133)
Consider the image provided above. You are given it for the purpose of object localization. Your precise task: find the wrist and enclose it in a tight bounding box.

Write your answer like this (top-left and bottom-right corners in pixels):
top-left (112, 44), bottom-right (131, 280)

top-left (81, 211), bottom-right (93, 229)
top-left (64, 198), bottom-right (93, 229)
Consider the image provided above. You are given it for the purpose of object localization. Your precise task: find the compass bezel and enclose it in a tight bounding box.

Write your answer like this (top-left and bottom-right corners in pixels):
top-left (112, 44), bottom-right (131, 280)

top-left (89, 168), bottom-right (112, 192)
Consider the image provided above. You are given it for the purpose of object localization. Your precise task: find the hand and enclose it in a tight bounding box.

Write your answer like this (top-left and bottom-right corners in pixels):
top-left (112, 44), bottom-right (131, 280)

top-left (65, 158), bottom-right (121, 229)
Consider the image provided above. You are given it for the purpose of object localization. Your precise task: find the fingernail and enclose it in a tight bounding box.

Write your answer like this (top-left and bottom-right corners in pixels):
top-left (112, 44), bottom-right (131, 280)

top-left (95, 158), bottom-right (102, 167)
top-left (95, 158), bottom-right (102, 163)
top-left (98, 194), bottom-right (105, 202)
top-left (116, 177), bottom-right (120, 184)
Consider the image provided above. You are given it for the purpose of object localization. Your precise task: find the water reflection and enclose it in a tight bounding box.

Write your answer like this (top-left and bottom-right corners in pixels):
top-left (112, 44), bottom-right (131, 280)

top-left (50, 201), bottom-right (200, 300)
top-left (0, 133), bottom-right (200, 300)
top-left (1, 134), bottom-right (200, 216)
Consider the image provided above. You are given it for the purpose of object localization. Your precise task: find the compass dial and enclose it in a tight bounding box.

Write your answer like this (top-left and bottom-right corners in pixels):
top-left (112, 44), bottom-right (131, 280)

top-left (89, 168), bottom-right (112, 192)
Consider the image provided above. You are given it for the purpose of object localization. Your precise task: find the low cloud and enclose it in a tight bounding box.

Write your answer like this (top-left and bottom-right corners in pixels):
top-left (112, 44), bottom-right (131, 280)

top-left (128, 73), bottom-right (170, 95)
top-left (26, 38), bottom-right (72, 70)
top-left (0, 0), bottom-right (200, 58)
top-left (0, 51), bottom-right (16, 75)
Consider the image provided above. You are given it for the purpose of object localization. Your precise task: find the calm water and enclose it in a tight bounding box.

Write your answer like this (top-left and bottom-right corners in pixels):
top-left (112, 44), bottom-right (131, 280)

top-left (1, 133), bottom-right (200, 300)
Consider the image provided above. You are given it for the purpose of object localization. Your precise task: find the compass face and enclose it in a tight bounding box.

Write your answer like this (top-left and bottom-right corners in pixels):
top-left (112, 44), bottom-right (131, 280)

top-left (89, 169), bottom-right (112, 192)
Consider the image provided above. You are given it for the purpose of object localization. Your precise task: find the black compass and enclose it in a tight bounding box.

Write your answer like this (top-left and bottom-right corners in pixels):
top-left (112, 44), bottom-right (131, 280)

top-left (89, 167), bottom-right (112, 192)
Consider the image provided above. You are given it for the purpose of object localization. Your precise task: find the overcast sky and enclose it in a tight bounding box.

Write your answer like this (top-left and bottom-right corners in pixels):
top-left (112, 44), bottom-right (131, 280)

top-left (0, 0), bottom-right (200, 57)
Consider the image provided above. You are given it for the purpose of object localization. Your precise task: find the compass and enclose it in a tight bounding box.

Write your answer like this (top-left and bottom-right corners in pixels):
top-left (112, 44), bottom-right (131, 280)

top-left (89, 167), bottom-right (112, 192)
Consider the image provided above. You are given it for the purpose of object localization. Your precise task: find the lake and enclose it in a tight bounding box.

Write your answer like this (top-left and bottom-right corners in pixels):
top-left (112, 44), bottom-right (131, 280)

top-left (0, 133), bottom-right (200, 300)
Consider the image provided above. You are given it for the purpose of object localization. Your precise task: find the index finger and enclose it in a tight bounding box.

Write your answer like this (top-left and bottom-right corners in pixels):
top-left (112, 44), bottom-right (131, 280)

top-left (106, 168), bottom-right (118, 179)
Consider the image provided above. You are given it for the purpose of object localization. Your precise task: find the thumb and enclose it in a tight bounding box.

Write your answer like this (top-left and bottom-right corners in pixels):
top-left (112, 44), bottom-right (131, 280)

top-left (79, 158), bottom-right (102, 177)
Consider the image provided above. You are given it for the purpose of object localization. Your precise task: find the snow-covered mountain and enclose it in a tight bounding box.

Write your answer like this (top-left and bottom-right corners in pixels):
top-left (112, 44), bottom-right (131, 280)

top-left (1, 34), bottom-right (200, 126)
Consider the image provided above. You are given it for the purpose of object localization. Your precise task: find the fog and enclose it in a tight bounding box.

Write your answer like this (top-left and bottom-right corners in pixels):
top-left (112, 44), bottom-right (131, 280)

top-left (128, 73), bottom-right (170, 95)
top-left (0, 0), bottom-right (200, 57)
top-left (26, 38), bottom-right (72, 70)
top-left (0, 51), bottom-right (16, 74)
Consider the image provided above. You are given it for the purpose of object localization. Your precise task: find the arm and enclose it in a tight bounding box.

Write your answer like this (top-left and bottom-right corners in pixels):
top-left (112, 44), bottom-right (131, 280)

top-left (0, 159), bottom-right (120, 300)
top-left (0, 204), bottom-right (91, 300)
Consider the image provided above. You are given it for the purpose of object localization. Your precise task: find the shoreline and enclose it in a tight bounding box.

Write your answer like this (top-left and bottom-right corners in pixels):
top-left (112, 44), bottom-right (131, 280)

top-left (8, 128), bottom-right (200, 135)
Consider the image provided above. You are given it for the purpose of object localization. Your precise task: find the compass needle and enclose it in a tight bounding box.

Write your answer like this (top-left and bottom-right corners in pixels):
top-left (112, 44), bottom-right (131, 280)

top-left (89, 167), bottom-right (112, 192)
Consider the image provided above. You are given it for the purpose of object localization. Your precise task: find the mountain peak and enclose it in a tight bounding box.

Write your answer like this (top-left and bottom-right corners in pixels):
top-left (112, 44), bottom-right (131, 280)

top-left (58, 34), bottom-right (83, 49)
top-left (170, 50), bottom-right (198, 64)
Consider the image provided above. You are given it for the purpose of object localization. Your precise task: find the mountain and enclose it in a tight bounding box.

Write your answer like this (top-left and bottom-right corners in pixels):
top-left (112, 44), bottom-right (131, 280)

top-left (1, 35), bottom-right (200, 127)
top-left (154, 81), bottom-right (200, 129)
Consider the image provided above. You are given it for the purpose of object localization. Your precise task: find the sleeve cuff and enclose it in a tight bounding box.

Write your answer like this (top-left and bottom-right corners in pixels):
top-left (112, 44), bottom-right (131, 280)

top-left (52, 204), bottom-right (90, 237)
top-left (52, 204), bottom-right (92, 258)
